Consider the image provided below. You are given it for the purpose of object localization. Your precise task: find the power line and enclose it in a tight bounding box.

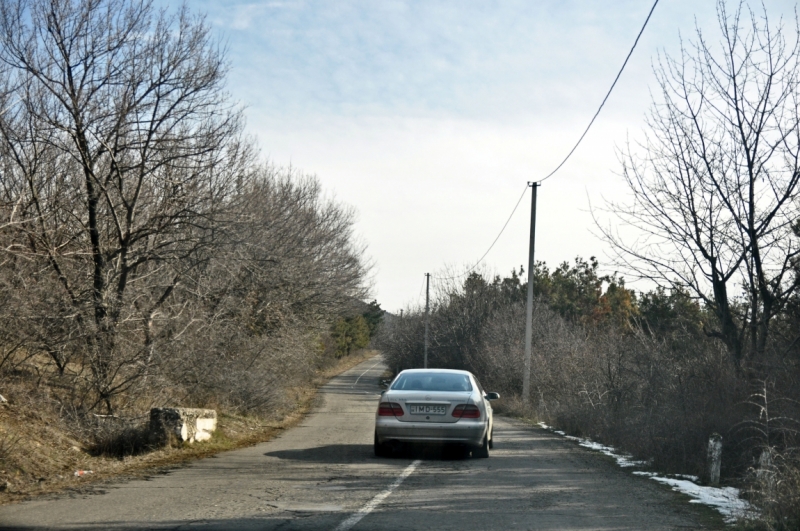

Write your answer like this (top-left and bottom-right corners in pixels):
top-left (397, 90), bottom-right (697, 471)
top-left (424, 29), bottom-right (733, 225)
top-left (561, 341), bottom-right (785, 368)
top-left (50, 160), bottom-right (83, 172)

top-left (539, 0), bottom-right (660, 184)
top-left (417, 273), bottom-right (427, 303)
top-left (432, 183), bottom-right (529, 282)
top-left (429, 0), bottom-right (659, 283)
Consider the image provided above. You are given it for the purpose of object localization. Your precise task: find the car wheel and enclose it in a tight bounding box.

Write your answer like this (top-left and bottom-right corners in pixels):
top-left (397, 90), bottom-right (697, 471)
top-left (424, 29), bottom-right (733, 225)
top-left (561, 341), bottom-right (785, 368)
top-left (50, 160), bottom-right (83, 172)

top-left (474, 433), bottom-right (490, 458)
top-left (488, 426), bottom-right (494, 449)
top-left (374, 431), bottom-right (390, 458)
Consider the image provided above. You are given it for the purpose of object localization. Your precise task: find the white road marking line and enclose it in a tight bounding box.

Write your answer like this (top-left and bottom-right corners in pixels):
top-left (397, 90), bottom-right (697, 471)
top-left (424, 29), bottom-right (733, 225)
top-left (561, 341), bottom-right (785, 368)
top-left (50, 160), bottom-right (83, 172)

top-left (351, 359), bottom-right (383, 388)
top-left (332, 459), bottom-right (421, 531)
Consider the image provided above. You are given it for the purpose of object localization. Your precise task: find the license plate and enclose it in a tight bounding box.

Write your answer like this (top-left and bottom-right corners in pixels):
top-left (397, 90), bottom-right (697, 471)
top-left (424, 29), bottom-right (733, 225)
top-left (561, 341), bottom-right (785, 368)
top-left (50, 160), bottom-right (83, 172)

top-left (409, 404), bottom-right (447, 415)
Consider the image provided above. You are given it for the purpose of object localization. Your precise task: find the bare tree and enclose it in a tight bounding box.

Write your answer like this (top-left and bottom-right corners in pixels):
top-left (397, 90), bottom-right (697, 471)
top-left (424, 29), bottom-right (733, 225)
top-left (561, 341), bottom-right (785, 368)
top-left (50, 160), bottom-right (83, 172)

top-left (602, 0), bottom-right (800, 369)
top-left (0, 0), bottom-right (249, 411)
top-left (228, 167), bottom-right (370, 331)
top-left (157, 166), bottom-right (371, 415)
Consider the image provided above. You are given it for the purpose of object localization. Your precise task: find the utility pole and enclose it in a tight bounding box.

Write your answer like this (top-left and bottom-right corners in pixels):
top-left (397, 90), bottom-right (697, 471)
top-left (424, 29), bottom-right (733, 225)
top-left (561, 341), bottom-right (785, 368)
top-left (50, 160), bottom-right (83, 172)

top-left (424, 273), bottom-right (430, 368)
top-left (522, 182), bottom-right (538, 407)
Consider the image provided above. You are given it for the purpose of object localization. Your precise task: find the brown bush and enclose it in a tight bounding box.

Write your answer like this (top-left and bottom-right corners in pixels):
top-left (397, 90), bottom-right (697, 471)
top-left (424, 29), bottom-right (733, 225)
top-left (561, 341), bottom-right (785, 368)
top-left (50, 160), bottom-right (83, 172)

top-left (379, 268), bottom-right (799, 491)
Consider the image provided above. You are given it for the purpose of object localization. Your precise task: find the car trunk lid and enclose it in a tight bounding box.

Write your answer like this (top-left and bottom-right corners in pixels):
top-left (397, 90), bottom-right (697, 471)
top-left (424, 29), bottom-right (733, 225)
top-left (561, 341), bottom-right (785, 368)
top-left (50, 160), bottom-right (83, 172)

top-left (392, 391), bottom-right (473, 423)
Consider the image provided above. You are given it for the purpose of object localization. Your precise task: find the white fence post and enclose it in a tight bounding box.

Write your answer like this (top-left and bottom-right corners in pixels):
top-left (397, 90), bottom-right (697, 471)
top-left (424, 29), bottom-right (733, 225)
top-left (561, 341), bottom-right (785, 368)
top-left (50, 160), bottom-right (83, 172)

top-left (756, 447), bottom-right (776, 494)
top-left (707, 433), bottom-right (722, 486)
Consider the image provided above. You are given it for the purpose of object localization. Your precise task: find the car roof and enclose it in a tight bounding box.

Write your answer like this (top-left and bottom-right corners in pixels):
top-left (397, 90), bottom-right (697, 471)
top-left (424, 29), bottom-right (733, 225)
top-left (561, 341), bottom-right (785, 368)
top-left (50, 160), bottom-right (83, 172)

top-left (396, 368), bottom-right (473, 376)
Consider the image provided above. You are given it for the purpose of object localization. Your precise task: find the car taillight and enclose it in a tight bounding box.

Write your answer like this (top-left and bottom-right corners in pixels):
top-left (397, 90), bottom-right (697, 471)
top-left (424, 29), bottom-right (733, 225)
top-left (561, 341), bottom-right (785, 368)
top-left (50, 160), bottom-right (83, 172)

top-left (452, 404), bottom-right (481, 419)
top-left (378, 402), bottom-right (404, 417)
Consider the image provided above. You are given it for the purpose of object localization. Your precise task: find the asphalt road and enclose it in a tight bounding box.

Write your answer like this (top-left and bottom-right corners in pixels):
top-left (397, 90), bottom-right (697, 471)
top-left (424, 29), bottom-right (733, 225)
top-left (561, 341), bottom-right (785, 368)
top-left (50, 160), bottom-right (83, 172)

top-left (0, 356), bottom-right (712, 530)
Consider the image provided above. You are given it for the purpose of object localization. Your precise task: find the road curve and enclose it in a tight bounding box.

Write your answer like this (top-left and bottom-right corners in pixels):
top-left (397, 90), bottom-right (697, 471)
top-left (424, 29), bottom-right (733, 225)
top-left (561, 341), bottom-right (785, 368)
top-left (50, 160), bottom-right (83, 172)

top-left (0, 356), bottom-right (710, 530)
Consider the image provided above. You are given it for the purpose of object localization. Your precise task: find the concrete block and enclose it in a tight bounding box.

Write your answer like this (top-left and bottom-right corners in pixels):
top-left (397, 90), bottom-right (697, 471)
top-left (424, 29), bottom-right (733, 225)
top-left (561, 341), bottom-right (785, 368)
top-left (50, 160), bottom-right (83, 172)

top-left (149, 408), bottom-right (217, 445)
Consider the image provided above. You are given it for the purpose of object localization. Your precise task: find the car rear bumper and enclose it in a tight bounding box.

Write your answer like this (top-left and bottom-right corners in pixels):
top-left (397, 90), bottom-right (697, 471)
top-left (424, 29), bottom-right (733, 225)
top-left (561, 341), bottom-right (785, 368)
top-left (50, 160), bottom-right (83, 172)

top-left (375, 417), bottom-right (487, 446)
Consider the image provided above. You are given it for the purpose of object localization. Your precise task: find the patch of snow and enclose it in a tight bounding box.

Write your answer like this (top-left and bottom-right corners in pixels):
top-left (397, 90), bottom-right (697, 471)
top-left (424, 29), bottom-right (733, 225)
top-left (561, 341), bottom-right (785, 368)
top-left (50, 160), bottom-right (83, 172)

top-left (648, 476), bottom-right (750, 523)
top-left (560, 435), bottom-right (647, 468)
top-left (535, 422), bottom-right (753, 524)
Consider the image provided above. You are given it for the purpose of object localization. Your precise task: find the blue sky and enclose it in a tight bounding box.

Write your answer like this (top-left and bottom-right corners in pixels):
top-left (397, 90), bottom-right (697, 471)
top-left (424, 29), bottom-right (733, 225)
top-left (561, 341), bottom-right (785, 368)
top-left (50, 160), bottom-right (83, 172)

top-left (202, 0), bottom-right (668, 121)
top-left (167, 0), bottom-right (796, 311)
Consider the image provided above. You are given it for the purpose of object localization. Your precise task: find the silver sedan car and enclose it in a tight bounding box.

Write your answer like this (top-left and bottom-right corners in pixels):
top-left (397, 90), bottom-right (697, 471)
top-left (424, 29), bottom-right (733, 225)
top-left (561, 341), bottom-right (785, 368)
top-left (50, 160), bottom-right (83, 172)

top-left (374, 368), bottom-right (500, 457)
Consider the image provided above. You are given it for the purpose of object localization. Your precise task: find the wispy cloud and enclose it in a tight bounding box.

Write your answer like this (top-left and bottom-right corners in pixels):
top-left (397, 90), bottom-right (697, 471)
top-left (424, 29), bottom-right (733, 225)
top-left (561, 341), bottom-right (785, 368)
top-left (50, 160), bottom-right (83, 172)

top-left (193, 0), bottom-right (680, 123)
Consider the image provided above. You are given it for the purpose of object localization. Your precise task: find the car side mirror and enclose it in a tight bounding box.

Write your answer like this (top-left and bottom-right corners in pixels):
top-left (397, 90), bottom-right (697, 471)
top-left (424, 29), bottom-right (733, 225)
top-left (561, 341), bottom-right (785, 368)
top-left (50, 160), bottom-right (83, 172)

top-left (380, 390), bottom-right (386, 395)
top-left (485, 392), bottom-right (500, 401)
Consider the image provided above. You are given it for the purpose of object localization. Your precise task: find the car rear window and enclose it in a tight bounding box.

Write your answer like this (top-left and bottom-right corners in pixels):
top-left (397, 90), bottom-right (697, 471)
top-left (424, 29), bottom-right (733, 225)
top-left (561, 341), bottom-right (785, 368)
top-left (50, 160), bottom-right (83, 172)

top-left (391, 372), bottom-right (473, 392)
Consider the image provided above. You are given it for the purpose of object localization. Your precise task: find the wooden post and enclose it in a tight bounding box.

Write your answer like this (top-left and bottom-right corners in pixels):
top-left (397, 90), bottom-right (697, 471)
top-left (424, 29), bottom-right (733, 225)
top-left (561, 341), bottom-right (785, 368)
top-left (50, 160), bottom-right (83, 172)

top-left (707, 433), bottom-right (722, 486)
top-left (424, 273), bottom-right (430, 369)
top-left (522, 183), bottom-right (538, 406)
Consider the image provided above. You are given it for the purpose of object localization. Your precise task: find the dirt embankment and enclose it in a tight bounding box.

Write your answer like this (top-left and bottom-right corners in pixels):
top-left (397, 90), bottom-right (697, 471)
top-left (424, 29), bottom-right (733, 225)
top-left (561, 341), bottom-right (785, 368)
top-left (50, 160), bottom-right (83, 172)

top-left (0, 350), bottom-right (378, 505)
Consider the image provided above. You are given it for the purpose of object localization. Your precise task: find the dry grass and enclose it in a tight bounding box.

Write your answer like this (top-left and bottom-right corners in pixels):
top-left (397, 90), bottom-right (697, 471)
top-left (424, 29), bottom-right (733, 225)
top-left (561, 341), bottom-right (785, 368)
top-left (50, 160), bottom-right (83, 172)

top-left (0, 349), bottom-right (378, 505)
